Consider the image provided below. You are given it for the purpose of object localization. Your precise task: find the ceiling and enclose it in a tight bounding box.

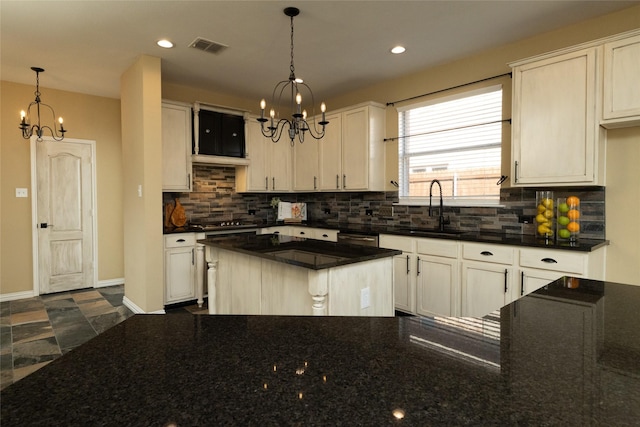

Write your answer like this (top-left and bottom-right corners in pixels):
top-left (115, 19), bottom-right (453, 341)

top-left (2, 1), bottom-right (638, 102)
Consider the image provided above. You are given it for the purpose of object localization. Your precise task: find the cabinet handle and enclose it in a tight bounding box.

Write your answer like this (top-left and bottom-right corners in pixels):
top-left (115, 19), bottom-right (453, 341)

top-left (406, 255), bottom-right (410, 274)
top-left (504, 269), bottom-right (508, 293)
top-left (187, 173), bottom-right (191, 188)
top-left (314, 176), bottom-right (317, 190)
top-left (272, 177), bottom-right (275, 190)
top-left (265, 177), bottom-right (268, 190)
top-left (480, 251), bottom-right (493, 256)
top-left (176, 239), bottom-right (186, 242)
top-left (192, 248), bottom-right (195, 265)
top-left (336, 174), bottom-right (339, 189)
top-left (520, 271), bottom-right (525, 296)
top-left (343, 174), bottom-right (346, 189)
top-left (541, 258), bottom-right (558, 264)
top-left (416, 256), bottom-right (421, 276)
top-left (514, 161), bottom-right (519, 184)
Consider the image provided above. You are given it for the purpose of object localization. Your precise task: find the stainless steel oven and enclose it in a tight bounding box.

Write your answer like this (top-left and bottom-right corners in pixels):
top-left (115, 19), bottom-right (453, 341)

top-left (337, 233), bottom-right (379, 247)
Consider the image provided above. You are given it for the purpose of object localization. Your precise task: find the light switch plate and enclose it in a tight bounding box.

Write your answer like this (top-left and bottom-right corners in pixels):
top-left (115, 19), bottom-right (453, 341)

top-left (16, 188), bottom-right (28, 198)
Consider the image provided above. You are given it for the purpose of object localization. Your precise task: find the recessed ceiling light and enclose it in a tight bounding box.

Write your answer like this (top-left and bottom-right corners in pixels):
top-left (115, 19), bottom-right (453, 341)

top-left (391, 46), bottom-right (406, 54)
top-left (157, 39), bottom-right (174, 49)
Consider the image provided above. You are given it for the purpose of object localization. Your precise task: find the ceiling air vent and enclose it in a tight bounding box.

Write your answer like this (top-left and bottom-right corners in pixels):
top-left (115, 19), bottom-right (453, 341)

top-left (189, 37), bottom-right (228, 54)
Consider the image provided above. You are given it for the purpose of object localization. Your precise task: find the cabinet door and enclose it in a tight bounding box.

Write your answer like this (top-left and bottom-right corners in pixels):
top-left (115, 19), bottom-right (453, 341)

top-left (512, 48), bottom-right (600, 185)
top-left (392, 253), bottom-right (415, 314)
top-left (165, 247), bottom-right (196, 304)
top-left (243, 119), bottom-right (269, 191)
top-left (517, 268), bottom-right (565, 300)
top-left (162, 102), bottom-right (192, 192)
top-left (293, 137), bottom-right (319, 191)
top-left (602, 33), bottom-right (640, 126)
top-left (269, 139), bottom-right (292, 191)
top-left (342, 106), bottom-right (369, 190)
top-left (318, 113), bottom-right (343, 190)
top-left (461, 261), bottom-right (512, 317)
top-left (416, 255), bottom-right (458, 317)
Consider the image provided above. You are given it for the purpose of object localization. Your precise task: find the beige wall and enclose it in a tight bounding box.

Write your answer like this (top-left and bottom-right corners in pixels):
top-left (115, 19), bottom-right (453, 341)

top-left (1, 81), bottom-right (123, 295)
top-left (120, 55), bottom-right (164, 312)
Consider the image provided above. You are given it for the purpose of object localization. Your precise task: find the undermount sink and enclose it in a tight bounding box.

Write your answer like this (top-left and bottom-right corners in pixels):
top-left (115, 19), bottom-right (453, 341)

top-left (401, 228), bottom-right (465, 238)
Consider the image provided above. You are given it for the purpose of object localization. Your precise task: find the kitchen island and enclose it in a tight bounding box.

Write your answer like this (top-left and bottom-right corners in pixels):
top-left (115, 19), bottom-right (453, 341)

top-left (2, 277), bottom-right (639, 426)
top-left (199, 233), bottom-right (401, 316)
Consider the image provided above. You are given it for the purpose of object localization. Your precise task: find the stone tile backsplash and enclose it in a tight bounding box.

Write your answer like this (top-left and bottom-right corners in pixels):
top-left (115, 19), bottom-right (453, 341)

top-left (163, 165), bottom-right (606, 239)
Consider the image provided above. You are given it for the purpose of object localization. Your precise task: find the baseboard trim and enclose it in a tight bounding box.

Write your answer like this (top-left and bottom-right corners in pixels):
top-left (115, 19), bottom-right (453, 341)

top-left (0, 290), bottom-right (36, 303)
top-left (97, 278), bottom-right (125, 288)
top-left (122, 296), bottom-right (166, 314)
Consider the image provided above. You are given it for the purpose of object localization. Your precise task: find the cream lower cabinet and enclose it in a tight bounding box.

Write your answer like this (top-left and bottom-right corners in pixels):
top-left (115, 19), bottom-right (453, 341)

top-left (380, 234), bottom-right (416, 314)
top-left (164, 233), bottom-right (197, 304)
top-left (379, 234), bottom-right (459, 316)
top-left (461, 243), bottom-right (515, 318)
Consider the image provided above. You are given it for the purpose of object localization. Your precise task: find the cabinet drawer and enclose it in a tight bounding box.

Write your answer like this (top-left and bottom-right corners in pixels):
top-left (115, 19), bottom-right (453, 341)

top-left (379, 234), bottom-right (415, 252)
top-left (314, 229), bottom-right (338, 242)
top-left (462, 242), bottom-right (514, 265)
top-left (519, 248), bottom-right (585, 275)
top-left (164, 233), bottom-right (196, 248)
top-left (416, 238), bottom-right (458, 259)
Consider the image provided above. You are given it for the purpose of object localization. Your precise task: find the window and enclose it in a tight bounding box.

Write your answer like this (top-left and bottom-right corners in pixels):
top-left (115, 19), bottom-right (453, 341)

top-left (397, 85), bottom-right (503, 205)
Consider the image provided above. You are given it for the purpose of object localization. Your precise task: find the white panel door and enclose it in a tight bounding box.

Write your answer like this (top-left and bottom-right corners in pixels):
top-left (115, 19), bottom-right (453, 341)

top-left (36, 137), bottom-right (95, 293)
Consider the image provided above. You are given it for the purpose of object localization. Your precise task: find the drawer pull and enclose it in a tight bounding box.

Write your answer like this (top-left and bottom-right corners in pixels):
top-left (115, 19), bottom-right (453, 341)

top-left (176, 239), bottom-right (186, 243)
top-left (541, 257), bottom-right (558, 264)
top-left (480, 251), bottom-right (493, 256)
top-left (299, 231), bottom-right (306, 235)
top-left (322, 234), bottom-right (328, 238)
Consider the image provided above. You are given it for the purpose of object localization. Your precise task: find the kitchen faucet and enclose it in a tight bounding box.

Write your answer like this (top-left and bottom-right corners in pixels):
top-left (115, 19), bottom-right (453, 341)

top-left (429, 179), bottom-right (450, 231)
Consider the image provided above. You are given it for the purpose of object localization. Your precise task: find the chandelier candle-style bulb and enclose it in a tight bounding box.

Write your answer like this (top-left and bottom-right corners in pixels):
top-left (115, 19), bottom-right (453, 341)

top-left (257, 6), bottom-right (329, 144)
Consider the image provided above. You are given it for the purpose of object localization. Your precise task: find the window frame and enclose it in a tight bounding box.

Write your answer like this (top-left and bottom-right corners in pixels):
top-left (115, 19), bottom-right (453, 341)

top-left (396, 84), bottom-right (506, 207)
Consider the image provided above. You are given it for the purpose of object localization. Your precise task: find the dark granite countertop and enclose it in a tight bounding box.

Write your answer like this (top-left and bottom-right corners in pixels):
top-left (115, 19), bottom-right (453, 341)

top-left (2, 277), bottom-right (639, 426)
top-left (273, 221), bottom-right (610, 252)
top-left (198, 233), bottom-right (401, 270)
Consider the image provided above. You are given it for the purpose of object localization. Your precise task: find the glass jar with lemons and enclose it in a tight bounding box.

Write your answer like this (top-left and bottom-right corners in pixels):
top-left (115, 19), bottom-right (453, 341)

top-left (535, 191), bottom-right (555, 239)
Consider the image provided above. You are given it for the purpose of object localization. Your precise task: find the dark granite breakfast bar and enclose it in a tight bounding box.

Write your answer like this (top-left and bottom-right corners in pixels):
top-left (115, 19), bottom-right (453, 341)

top-left (2, 277), bottom-right (639, 426)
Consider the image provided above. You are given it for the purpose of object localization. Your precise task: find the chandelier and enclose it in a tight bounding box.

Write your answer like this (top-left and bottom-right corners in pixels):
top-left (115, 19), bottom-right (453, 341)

top-left (258, 7), bottom-right (328, 144)
top-left (19, 67), bottom-right (67, 141)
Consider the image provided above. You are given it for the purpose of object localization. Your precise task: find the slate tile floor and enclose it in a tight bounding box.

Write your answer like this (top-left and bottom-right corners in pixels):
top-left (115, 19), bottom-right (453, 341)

top-left (0, 285), bottom-right (138, 391)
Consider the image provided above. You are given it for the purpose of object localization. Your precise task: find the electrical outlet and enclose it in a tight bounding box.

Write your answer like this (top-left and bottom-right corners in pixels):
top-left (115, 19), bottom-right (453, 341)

top-left (519, 215), bottom-right (534, 224)
top-left (248, 209), bottom-right (256, 215)
top-left (366, 209), bottom-right (373, 216)
top-left (379, 206), bottom-right (394, 217)
top-left (360, 287), bottom-right (370, 309)
top-left (323, 208), bottom-right (331, 214)
top-left (15, 188), bottom-right (28, 198)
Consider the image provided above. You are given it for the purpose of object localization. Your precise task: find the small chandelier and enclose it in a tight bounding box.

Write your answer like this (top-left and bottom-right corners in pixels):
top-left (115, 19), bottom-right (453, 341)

top-left (19, 67), bottom-right (67, 141)
top-left (258, 7), bottom-right (328, 145)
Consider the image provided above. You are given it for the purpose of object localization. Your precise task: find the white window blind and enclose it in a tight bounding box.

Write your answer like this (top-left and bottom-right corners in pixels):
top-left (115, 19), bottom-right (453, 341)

top-left (398, 85), bottom-right (503, 204)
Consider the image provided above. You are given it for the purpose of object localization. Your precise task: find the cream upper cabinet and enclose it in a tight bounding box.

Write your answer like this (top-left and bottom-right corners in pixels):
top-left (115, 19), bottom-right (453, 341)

top-left (318, 112), bottom-right (343, 190)
top-left (601, 31), bottom-right (640, 128)
top-left (510, 47), bottom-right (605, 186)
top-left (318, 103), bottom-right (386, 192)
top-left (293, 129), bottom-right (320, 191)
top-left (237, 118), bottom-right (291, 192)
top-left (162, 101), bottom-right (192, 192)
